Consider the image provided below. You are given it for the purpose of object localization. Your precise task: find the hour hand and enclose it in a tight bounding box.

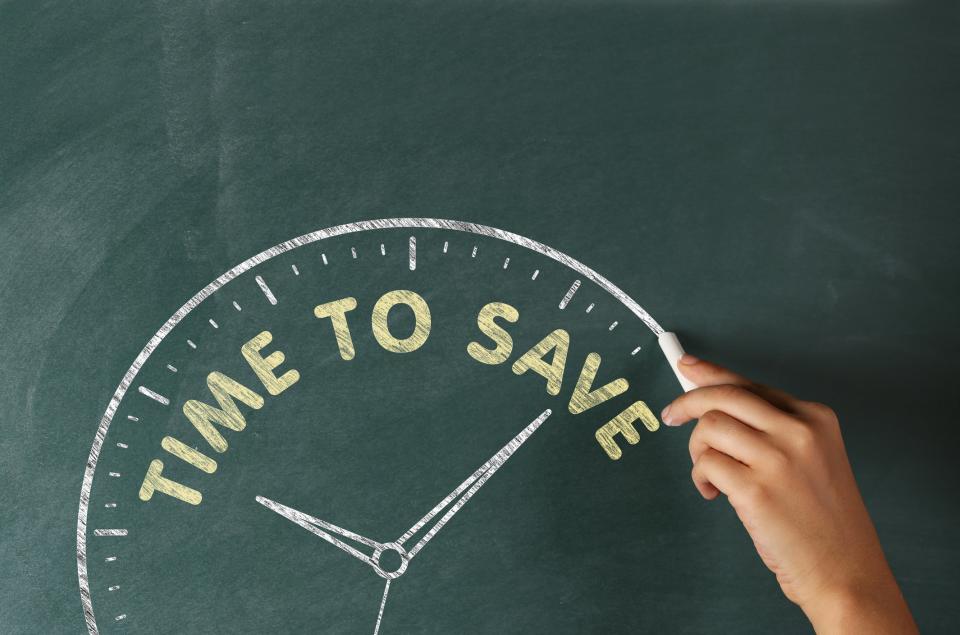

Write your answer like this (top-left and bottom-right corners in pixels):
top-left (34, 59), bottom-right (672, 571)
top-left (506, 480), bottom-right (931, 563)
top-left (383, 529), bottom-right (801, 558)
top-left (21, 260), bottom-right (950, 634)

top-left (256, 495), bottom-right (384, 570)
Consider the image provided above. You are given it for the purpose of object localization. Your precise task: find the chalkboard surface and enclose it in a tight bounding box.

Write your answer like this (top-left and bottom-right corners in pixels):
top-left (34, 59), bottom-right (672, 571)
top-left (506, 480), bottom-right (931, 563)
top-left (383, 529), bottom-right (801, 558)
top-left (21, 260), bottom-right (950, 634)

top-left (1, 1), bottom-right (958, 633)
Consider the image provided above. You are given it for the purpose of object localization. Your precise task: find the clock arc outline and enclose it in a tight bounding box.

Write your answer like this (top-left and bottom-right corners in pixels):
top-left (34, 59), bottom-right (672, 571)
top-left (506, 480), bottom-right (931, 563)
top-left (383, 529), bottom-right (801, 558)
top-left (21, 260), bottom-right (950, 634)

top-left (76, 217), bottom-right (667, 634)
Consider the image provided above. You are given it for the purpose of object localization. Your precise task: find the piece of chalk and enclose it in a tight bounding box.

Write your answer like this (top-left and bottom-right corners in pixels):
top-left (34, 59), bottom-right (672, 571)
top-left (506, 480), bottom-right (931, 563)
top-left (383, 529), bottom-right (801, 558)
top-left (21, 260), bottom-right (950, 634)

top-left (658, 332), bottom-right (698, 392)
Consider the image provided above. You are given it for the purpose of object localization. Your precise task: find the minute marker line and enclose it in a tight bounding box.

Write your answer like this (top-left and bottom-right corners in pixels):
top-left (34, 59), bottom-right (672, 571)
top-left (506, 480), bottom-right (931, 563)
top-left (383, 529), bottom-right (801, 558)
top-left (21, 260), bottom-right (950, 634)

top-left (137, 386), bottom-right (169, 406)
top-left (559, 280), bottom-right (581, 309)
top-left (255, 275), bottom-right (278, 305)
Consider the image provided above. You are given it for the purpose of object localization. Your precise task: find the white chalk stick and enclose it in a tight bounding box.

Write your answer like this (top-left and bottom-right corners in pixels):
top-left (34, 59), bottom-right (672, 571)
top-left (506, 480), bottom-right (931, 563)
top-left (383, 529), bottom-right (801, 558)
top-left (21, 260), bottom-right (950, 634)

top-left (658, 332), bottom-right (698, 392)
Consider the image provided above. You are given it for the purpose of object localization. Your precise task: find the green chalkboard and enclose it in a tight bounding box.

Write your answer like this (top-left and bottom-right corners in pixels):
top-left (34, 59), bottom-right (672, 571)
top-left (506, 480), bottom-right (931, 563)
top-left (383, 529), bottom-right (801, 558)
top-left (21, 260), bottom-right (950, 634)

top-left (1, 1), bottom-right (958, 633)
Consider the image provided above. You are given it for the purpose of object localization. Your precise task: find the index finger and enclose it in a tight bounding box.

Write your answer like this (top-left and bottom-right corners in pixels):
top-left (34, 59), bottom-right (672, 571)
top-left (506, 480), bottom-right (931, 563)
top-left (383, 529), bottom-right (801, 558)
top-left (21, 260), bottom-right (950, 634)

top-left (662, 384), bottom-right (794, 432)
top-left (677, 355), bottom-right (801, 414)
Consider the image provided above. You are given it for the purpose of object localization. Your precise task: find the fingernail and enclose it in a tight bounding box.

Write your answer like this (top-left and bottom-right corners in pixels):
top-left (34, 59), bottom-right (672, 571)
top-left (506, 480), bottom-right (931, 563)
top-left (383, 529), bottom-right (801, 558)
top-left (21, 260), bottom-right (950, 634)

top-left (661, 404), bottom-right (675, 425)
top-left (679, 354), bottom-right (699, 365)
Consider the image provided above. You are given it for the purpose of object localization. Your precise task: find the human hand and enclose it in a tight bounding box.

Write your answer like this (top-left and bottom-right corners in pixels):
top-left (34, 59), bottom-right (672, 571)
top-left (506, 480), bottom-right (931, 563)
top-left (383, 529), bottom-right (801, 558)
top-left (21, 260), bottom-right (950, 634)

top-left (662, 355), bottom-right (917, 634)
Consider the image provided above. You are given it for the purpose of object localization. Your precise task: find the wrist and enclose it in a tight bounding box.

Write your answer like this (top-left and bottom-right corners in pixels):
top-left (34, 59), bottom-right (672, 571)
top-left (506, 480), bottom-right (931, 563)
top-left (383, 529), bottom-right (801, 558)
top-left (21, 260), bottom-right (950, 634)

top-left (802, 575), bottom-right (916, 635)
top-left (803, 583), bottom-right (873, 632)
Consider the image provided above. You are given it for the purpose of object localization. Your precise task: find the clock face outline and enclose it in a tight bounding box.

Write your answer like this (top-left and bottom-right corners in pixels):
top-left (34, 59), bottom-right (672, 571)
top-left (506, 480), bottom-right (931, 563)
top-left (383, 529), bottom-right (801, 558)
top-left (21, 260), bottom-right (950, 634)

top-left (76, 218), bottom-right (675, 634)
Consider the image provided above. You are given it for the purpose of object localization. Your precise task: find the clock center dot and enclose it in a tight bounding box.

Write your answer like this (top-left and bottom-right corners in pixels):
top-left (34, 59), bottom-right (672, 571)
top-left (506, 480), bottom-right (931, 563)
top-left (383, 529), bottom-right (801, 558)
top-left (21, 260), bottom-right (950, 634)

top-left (377, 547), bottom-right (405, 574)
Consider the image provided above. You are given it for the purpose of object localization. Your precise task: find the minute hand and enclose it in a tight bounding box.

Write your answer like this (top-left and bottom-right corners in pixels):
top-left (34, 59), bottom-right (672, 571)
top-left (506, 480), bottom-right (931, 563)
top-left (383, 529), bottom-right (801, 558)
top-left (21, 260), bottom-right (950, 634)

top-left (397, 408), bottom-right (552, 559)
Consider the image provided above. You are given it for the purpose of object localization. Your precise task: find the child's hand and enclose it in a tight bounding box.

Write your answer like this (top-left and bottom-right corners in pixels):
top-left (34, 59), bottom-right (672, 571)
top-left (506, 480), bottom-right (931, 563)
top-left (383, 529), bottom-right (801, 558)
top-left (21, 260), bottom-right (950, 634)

top-left (662, 355), bottom-right (917, 634)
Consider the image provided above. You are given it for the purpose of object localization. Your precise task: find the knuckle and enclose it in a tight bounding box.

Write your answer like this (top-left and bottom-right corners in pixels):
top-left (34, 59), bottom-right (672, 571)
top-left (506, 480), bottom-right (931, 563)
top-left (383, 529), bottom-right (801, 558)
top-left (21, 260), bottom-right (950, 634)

top-left (701, 447), bottom-right (721, 465)
top-left (805, 401), bottom-right (839, 424)
top-left (790, 424), bottom-right (818, 456)
top-left (698, 410), bottom-right (723, 430)
top-left (693, 448), bottom-right (717, 473)
top-left (765, 447), bottom-right (791, 471)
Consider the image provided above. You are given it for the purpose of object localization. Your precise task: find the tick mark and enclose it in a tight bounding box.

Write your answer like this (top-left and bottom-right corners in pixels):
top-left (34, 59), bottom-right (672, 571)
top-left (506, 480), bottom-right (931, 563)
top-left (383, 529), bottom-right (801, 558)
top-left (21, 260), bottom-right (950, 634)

top-left (255, 275), bottom-right (277, 305)
top-left (208, 319), bottom-right (219, 329)
top-left (94, 529), bottom-right (128, 537)
top-left (608, 321), bottom-right (619, 331)
top-left (137, 386), bottom-right (170, 406)
top-left (409, 236), bottom-right (417, 271)
top-left (559, 280), bottom-right (581, 310)
top-left (232, 300), bottom-right (242, 312)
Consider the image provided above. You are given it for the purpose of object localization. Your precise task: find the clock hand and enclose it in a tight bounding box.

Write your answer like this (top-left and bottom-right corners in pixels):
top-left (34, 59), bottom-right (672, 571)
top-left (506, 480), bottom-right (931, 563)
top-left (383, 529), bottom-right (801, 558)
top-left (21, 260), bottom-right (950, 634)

top-left (396, 408), bottom-right (552, 559)
top-left (255, 495), bottom-right (386, 571)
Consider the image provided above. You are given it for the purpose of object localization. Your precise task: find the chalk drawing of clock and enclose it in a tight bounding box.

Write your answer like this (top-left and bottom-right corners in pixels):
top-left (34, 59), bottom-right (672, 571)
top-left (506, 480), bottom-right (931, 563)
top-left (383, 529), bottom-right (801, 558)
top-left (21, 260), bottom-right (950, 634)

top-left (77, 219), bottom-right (685, 634)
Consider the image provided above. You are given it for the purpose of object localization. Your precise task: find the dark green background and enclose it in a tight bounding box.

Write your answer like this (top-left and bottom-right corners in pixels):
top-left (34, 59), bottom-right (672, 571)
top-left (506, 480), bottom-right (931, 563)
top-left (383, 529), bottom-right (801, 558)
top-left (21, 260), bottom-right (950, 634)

top-left (1, 0), bottom-right (958, 632)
